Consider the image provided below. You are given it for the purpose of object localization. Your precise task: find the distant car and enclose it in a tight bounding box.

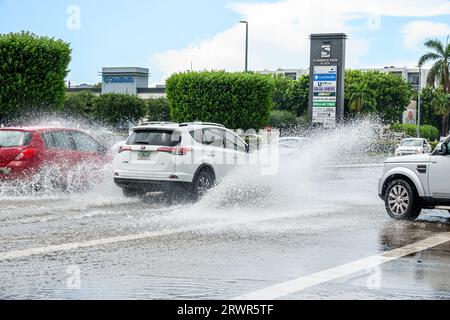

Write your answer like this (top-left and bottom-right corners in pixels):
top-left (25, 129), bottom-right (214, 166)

top-left (276, 137), bottom-right (310, 149)
top-left (394, 138), bottom-right (432, 157)
top-left (0, 127), bottom-right (109, 189)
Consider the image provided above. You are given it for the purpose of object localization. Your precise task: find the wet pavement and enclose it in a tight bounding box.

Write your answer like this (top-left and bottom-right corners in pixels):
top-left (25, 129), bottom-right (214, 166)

top-left (1, 164), bottom-right (450, 300)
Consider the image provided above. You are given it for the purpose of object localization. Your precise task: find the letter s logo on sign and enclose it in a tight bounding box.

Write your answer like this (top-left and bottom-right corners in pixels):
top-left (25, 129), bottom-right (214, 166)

top-left (321, 45), bottom-right (331, 58)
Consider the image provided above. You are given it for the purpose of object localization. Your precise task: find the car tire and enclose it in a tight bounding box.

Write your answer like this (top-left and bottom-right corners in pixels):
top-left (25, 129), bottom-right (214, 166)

top-left (191, 168), bottom-right (215, 200)
top-left (385, 179), bottom-right (422, 221)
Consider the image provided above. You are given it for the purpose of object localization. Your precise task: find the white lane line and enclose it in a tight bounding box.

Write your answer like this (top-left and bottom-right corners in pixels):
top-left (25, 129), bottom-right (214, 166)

top-left (233, 232), bottom-right (450, 300)
top-left (0, 227), bottom-right (197, 262)
top-left (0, 206), bottom-right (337, 262)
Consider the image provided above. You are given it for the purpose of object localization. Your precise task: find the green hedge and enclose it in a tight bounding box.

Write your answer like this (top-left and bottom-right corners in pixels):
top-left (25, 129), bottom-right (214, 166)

top-left (92, 93), bottom-right (146, 127)
top-left (147, 97), bottom-right (171, 121)
top-left (391, 123), bottom-right (440, 141)
top-left (0, 31), bottom-right (71, 121)
top-left (268, 110), bottom-right (301, 128)
top-left (166, 71), bottom-right (274, 129)
top-left (62, 91), bottom-right (97, 118)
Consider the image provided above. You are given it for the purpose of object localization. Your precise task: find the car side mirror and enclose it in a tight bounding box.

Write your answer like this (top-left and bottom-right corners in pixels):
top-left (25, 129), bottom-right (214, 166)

top-left (437, 142), bottom-right (449, 155)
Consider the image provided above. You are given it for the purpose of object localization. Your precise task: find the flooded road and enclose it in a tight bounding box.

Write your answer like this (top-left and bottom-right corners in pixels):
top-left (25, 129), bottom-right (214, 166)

top-left (1, 163), bottom-right (450, 300)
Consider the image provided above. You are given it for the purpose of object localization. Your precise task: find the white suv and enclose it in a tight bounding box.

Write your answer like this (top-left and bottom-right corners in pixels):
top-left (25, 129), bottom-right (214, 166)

top-left (378, 137), bottom-right (450, 220)
top-left (113, 122), bottom-right (249, 200)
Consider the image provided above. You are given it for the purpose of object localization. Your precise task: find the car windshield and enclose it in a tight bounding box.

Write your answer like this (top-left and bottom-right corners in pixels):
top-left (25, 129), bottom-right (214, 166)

top-left (0, 131), bottom-right (32, 148)
top-left (400, 139), bottom-right (423, 147)
top-left (127, 129), bottom-right (180, 147)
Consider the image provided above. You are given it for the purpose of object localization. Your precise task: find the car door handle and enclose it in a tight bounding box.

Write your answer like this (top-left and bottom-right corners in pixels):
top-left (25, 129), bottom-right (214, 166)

top-left (209, 152), bottom-right (215, 157)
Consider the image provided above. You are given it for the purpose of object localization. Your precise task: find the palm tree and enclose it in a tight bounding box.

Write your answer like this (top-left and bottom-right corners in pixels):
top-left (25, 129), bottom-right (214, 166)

top-left (419, 37), bottom-right (450, 135)
top-left (434, 88), bottom-right (450, 136)
top-left (349, 81), bottom-right (369, 114)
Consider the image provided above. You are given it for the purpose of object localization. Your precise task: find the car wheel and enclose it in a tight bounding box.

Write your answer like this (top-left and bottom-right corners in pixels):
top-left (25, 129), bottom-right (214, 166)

top-left (192, 168), bottom-right (215, 200)
top-left (385, 179), bottom-right (422, 221)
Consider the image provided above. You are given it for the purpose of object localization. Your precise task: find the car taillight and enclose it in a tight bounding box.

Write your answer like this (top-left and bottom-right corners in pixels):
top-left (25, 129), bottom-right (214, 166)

top-left (157, 147), bottom-right (192, 156)
top-left (15, 148), bottom-right (39, 161)
top-left (119, 145), bottom-right (132, 153)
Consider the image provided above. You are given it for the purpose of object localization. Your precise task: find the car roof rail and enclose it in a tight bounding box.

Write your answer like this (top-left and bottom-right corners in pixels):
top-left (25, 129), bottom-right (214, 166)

top-left (179, 122), bottom-right (225, 128)
top-left (140, 121), bottom-right (178, 126)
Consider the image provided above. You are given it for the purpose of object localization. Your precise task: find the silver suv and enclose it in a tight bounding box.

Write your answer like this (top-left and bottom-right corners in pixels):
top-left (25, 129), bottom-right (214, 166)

top-left (378, 136), bottom-right (450, 220)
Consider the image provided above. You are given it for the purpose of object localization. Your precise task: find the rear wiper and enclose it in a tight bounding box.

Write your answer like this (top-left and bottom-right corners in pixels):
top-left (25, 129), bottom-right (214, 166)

top-left (134, 141), bottom-right (150, 145)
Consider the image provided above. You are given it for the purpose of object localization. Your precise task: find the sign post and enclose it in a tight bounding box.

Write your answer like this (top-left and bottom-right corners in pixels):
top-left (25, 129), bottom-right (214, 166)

top-left (308, 33), bottom-right (347, 127)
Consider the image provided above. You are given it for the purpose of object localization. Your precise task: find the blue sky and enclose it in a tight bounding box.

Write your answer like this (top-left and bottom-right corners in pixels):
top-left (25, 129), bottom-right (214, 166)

top-left (1, 0), bottom-right (450, 85)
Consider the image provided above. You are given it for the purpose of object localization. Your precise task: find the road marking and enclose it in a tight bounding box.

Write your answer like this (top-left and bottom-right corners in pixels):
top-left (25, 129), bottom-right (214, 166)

top-left (233, 232), bottom-right (450, 300)
top-left (0, 207), bottom-right (337, 262)
top-left (0, 227), bottom-right (197, 262)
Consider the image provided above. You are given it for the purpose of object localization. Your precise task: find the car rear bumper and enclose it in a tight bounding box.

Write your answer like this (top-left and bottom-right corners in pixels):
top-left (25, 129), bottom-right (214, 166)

top-left (113, 170), bottom-right (193, 183)
top-left (114, 177), bottom-right (191, 192)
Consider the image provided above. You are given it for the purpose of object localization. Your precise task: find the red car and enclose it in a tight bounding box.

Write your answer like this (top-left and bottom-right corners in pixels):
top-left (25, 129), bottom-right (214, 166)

top-left (0, 127), bottom-right (110, 187)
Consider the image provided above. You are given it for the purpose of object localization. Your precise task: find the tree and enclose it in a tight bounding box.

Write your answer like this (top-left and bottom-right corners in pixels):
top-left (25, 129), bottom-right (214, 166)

top-left (419, 87), bottom-right (442, 130)
top-left (268, 110), bottom-right (300, 128)
top-left (369, 71), bottom-right (414, 123)
top-left (286, 75), bottom-right (309, 116)
top-left (349, 80), bottom-right (371, 114)
top-left (0, 31), bottom-right (71, 122)
top-left (92, 94), bottom-right (146, 128)
top-left (419, 37), bottom-right (450, 134)
top-left (61, 91), bottom-right (97, 118)
top-left (344, 70), bottom-right (412, 123)
top-left (418, 37), bottom-right (450, 92)
top-left (166, 71), bottom-right (274, 130)
top-left (433, 88), bottom-right (450, 136)
top-left (147, 97), bottom-right (171, 121)
top-left (271, 74), bottom-right (309, 117)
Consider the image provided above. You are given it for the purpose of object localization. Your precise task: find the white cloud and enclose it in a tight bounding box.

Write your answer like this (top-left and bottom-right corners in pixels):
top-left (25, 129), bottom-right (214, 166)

top-left (401, 21), bottom-right (450, 49)
top-left (151, 0), bottom-right (450, 81)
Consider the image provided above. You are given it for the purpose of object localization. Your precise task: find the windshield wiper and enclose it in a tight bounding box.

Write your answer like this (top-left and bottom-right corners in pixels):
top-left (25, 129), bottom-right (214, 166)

top-left (134, 141), bottom-right (150, 145)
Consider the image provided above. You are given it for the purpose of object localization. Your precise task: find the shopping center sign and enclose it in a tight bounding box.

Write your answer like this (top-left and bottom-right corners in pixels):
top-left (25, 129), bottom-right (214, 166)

top-left (308, 33), bottom-right (347, 127)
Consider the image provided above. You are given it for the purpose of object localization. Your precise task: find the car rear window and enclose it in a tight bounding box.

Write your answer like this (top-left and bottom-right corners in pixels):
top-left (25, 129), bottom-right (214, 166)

top-left (0, 131), bottom-right (32, 147)
top-left (127, 129), bottom-right (181, 147)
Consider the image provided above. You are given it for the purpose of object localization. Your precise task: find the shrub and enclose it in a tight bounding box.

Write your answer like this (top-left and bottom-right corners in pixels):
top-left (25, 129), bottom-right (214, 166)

top-left (62, 91), bottom-right (97, 118)
top-left (92, 94), bottom-right (146, 127)
top-left (147, 97), bottom-right (171, 121)
top-left (390, 123), bottom-right (440, 141)
top-left (268, 110), bottom-right (300, 128)
top-left (166, 71), bottom-right (274, 130)
top-left (0, 31), bottom-right (71, 121)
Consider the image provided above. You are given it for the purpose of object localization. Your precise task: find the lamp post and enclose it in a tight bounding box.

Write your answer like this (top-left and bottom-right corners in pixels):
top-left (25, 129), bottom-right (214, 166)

top-left (417, 65), bottom-right (422, 138)
top-left (239, 20), bottom-right (248, 72)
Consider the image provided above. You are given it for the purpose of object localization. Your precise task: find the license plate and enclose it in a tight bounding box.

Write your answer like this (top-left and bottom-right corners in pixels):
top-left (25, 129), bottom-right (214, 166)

top-left (137, 151), bottom-right (151, 160)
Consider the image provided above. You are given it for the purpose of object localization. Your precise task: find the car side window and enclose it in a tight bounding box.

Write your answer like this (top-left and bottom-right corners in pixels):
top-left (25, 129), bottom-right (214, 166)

top-left (189, 130), bottom-right (204, 144)
top-left (71, 131), bottom-right (102, 153)
top-left (203, 128), bottom-right (225, 148)
top-left (50, 131), bottom-right (75, 150)
top-left (224, 130), bottom-right (246, 152)
top-left (42, 132), bottom-right (55, 148)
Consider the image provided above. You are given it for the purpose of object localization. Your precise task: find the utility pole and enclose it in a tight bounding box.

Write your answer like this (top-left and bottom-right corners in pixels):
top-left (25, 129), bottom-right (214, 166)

top-left (417, 65), bottom-right (422, 137)
top-left (240, 21), bottom-right (248, 72)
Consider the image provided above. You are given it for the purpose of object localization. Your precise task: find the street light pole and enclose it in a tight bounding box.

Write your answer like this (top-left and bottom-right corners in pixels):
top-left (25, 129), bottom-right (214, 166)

top-left (240, 21), bottom-right (248, 72)
top-left (417, 65), bottom-right (422, 138)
